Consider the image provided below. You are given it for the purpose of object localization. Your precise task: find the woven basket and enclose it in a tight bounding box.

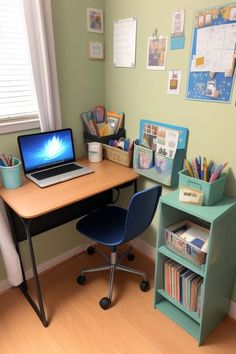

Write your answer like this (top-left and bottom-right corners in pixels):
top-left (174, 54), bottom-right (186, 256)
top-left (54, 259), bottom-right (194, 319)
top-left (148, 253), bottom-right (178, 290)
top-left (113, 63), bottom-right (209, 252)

top-left (102, 144), bottom-right (133, 167)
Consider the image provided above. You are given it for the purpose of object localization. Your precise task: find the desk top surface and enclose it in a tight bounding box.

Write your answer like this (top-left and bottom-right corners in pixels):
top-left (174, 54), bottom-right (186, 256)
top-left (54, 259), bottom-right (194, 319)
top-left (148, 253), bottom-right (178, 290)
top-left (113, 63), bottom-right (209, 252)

top-left (0, 159), bottom-right (138, 219)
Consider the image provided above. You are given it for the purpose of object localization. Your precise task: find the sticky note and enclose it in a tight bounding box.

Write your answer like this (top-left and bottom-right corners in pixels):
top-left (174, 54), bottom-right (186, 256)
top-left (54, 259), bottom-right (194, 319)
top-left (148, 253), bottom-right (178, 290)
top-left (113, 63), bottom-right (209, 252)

top-left (196, 56), bottom-right (204, 66)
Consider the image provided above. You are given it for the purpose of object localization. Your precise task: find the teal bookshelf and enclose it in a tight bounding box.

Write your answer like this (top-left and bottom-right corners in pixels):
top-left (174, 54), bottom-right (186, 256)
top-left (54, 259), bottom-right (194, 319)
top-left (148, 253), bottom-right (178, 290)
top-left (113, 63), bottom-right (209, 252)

top-left (154, 190), bottom-right (236, 345)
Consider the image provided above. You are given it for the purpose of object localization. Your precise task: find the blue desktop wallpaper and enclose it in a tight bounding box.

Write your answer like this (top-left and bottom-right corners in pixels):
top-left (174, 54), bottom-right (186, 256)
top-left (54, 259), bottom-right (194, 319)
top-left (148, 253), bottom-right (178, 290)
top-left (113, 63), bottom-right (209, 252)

top-left (19, 130), bottom-right (75, 172)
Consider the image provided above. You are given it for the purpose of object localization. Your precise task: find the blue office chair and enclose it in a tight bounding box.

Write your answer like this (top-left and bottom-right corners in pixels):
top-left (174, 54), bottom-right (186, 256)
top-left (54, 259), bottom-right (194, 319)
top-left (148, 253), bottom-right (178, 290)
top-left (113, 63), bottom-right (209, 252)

top-left (76, 185), bottom-right (162, 310)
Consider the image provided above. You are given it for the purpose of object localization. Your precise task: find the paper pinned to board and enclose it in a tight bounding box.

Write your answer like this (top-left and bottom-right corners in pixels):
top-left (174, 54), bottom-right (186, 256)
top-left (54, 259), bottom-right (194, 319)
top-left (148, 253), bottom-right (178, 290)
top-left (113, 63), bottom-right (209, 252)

top-left (190, 23), bottom-right (236, 75)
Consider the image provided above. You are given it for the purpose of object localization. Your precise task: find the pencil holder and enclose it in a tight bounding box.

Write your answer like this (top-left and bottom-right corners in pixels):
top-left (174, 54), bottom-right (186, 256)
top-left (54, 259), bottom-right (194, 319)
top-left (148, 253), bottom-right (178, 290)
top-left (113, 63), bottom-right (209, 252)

top-left (0, 157), bottom-right (22, 189)
top-left (178, 169), bottom-right (227, 206)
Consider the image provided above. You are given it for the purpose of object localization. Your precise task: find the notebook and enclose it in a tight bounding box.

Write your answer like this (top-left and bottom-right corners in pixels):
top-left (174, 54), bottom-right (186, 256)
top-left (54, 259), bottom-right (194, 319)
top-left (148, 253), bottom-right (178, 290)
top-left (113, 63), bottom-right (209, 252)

top-left (17, 128), bottom-right (94, 188)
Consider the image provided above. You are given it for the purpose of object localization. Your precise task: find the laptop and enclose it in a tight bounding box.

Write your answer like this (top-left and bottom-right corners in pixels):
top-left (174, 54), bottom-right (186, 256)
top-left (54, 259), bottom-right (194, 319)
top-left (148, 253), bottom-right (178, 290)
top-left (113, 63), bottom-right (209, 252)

top-left (17, 128), bottom-right (94, 188)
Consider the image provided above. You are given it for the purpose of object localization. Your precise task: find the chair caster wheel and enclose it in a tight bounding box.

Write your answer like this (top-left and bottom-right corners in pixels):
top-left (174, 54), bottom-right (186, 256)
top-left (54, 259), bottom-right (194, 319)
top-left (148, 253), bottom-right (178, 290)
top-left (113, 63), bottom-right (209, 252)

top-left (77, 275), bottom-right (86, 285)
top-left (127, 253), bottom-right (135, 261)
top-left (87, 246), bottom-right (95, 255)
top-left (99, 297), bottom-right (111, 310)
top-left (140, 280), bottom-right (150, 292)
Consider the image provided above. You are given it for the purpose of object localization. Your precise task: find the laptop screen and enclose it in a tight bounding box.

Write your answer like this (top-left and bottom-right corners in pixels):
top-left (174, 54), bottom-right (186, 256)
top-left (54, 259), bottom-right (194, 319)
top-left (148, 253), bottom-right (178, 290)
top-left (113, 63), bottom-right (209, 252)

top-left (18, 129), bottom-right (76, 173)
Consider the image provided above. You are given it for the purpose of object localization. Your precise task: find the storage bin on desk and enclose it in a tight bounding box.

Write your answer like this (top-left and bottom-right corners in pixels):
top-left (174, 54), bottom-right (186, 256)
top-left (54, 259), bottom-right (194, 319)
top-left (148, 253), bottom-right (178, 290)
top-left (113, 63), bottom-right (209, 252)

top-left (102, 144), bottom-right (133, 167)
top-left (178, 169), bottom-right (227, 206)
top-left (83, 128), bottom-right (126, 144)
top-left (164, 220), bottom-right (208, 266)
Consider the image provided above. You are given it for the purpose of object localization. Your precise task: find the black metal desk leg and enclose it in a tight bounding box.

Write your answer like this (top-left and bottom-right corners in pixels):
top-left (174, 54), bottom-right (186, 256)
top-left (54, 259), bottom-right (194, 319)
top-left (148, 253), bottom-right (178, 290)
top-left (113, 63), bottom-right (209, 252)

top-left (20, 218), bottom-right (48, 327)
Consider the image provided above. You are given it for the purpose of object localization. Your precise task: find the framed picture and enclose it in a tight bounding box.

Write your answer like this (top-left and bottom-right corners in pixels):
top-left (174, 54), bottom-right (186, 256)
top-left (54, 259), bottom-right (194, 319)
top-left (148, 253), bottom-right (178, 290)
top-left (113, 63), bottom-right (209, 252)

top-left (87, 7), bottom-right (104, 34)
top-left (89, 41), bottom-right (104, 60)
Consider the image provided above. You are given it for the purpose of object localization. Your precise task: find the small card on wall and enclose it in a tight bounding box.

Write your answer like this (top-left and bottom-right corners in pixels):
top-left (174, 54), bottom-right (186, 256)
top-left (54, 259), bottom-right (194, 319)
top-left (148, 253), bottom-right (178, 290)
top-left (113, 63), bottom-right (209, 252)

top-left (167, 70), bottom-right (182, 95)
top-left (89, 41), bottom-right (104, 60)
top-left (170, 9), bottom-right (185, 50)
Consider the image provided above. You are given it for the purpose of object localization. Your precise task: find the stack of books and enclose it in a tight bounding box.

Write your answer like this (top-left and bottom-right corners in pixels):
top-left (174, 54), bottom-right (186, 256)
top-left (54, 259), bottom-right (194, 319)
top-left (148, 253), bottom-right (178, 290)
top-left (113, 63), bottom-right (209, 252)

top-left (81, 106), bottom-right (124, 137)
top-left (164, 259), bottom-right (203, 315)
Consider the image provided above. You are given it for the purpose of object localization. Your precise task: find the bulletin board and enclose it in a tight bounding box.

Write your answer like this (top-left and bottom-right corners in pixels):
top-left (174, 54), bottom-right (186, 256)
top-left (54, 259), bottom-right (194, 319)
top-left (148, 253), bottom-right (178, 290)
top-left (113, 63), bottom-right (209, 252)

top-left (187, 3), bottom-right (236, 103)
top-left (133, 120), bottom-right (189, 187)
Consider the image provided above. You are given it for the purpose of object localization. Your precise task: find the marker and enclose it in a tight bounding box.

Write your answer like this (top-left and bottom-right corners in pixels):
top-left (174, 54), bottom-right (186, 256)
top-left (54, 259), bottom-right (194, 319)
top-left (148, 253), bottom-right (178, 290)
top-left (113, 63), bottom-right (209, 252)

top-left (209, 162), bottom-right (228, 183)
top-left (185, 159), bottom-right (194, 177)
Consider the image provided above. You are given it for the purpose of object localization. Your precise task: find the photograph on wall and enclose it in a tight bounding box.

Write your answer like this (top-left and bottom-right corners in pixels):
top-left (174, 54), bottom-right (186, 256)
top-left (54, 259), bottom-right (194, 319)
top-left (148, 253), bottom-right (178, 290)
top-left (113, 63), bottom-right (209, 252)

top-left (147, 36), bottom-right (168, 70)
top-left (87, 7), bottom-right (104, 33)
top-left (186, 4), bottom-right (236, 103)
top-left (88, 41), bottom-right (104, 59)
top-left (167, 70), bottom-right (182, 95)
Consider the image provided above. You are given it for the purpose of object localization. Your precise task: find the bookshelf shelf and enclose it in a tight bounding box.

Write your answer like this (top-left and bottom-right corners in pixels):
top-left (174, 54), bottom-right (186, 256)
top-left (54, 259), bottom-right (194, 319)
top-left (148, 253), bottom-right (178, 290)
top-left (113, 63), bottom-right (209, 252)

top-left (158, 245), bottom-right (205, 277)
top-left (154, 190), bottom-right (236, 345)
top-left (155, 300), bottom-right (200, 340)
top-left (157, 289), bottom-right (201, 323)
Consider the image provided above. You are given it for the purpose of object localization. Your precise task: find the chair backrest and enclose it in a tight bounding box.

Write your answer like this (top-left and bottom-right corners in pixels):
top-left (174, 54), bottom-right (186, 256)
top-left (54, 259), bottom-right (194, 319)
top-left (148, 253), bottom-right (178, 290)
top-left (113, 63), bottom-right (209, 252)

top-left (123, 185), bottom-right (162, 243)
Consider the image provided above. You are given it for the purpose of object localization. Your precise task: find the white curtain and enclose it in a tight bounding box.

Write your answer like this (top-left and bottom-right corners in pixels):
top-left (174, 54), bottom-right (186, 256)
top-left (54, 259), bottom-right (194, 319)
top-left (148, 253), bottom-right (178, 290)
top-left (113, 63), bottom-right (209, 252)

top-left (22, 0), bottom-right (62, 131)
top-left (0, 200), bottom-right (23, 286)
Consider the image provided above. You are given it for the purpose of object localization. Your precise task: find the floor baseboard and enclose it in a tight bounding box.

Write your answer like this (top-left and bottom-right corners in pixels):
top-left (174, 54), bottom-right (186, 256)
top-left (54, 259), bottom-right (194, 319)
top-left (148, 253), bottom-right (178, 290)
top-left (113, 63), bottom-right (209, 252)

top-left (1, 238), bottom-right (236, 321)
top-left (0, 244), bottom-right (84, 294)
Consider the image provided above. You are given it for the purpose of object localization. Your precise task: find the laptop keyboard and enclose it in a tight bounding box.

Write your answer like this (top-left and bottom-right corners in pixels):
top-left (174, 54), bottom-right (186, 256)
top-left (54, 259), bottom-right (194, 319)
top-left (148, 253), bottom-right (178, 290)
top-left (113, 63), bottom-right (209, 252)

top-left (31, 163), bottom-right (82, 180)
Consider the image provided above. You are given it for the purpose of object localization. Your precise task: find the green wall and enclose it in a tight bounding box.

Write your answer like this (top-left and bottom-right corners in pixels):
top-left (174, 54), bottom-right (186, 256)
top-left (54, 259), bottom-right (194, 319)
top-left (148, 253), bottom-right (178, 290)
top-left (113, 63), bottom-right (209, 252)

top-left (52, 0), bottom-right (105, 157)
top-left (0, 0), bottom-right (105, 281)
top-left (1, 0), bottom-right (236, 301)
top-left (104, 0), bottom-right (236, 300)
top-left (105, 0), bottom-right (236, 200)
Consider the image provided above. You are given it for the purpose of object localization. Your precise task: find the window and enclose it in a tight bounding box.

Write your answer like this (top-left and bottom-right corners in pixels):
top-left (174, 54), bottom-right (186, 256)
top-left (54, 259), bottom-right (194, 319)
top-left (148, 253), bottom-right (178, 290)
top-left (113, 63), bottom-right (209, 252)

top-left (0, 0), bottom-right (40, 134)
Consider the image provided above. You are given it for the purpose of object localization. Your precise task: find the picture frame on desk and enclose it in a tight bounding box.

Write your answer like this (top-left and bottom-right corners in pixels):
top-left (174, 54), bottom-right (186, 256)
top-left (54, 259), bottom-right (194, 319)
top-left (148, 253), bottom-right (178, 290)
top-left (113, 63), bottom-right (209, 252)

top-left (87, 7), bottom-right (104, 34)
top-left (88, 41), bottom-right (104, 60)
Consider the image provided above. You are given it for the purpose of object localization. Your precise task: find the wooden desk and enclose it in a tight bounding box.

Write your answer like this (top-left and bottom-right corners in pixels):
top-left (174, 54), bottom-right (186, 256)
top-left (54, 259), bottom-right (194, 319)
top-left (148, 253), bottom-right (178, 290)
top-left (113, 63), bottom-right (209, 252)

top-left (0, 159), bottom-right (138, 326)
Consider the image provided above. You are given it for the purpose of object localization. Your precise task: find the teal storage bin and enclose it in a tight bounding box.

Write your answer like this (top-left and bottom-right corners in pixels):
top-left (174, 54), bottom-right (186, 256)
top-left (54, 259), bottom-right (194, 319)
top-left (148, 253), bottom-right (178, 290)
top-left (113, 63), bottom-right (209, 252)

top-left (178, 169), bottom-right (227, 206)
top-left (0, 157), bottom-right (22, 189)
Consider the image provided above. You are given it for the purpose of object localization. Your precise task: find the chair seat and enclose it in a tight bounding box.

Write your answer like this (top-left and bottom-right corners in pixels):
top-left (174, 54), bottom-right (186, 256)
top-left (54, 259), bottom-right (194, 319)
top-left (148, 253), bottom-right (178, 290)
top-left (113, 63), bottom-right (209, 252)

top-left (76, 206), bottom-right (127, 246)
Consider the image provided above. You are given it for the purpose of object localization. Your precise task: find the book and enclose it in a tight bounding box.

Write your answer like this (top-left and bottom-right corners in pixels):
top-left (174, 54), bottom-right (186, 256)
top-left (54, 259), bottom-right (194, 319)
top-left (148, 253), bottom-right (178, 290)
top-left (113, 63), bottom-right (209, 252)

top-left (81, 111), bottom-right (99, 136)
top-left (196, 280), bottom-right (204, 317)
top-left (180, 269), bottom-right (191, 306)
top-left (164, 259), bottom-right (176, 296)
top-left (171, 263), bottom-right (179, 298)
top-left (190, 276), bottom-right (202, 312)
top-left (94, 105), bottom-right (105, 123)
top-left (105, 111), bottom-right (124, 134)
top-left (164, 259), bottom-right (173, 292)
top-left (133, 144), bottom-right (153, 169)
top-left (172, 264), bottom-right (182, 300)
top-left (186, 273), bottom-right (198, 310)
top-left (97, 122), bottom-right (110, 136)
top-left (175, 265), bottom-right (185, 301)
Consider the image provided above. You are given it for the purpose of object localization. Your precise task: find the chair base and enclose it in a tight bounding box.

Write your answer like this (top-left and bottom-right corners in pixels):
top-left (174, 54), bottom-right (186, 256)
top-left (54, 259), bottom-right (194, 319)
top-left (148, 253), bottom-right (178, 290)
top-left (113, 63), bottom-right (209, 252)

top-left (77, 247), bottom-right (150, 309)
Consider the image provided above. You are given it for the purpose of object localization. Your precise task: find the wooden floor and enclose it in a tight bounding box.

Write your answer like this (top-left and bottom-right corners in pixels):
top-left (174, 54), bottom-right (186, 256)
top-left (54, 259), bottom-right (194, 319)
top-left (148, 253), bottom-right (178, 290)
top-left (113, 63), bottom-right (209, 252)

top-left (0, 246), bottom-right (236, 354)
